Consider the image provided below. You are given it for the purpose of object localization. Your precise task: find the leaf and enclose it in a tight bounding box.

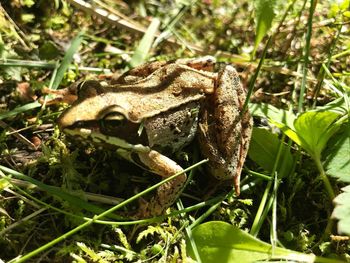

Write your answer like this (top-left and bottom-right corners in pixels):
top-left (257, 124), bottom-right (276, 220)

top-left (129, 18), bottom-right (160, 68)
top-left (293, 111), bottom-right (341, 160)
top-left (272, 111), bottom-right (342, 160)
top-left (333, 185), bottom-right (350, 235)
top-left (249, 102), bottom-right (296, 129)
top-left (248, 127), bottom-right (294, 178)
top-left (250, 104), bottom-right (345, 165)
top-left (315, 96), bottom-right (348, 116)
top-left (188, 221), bottom-right (316, 263)
top-left (114, 228), bottom-right (131, 250)
top-left (329, 0), bottom-right (350, 18)
top-left (136, 225), bottom-right (166, 244)
top-left (253, 0), bottom-right (276, 56)
top-left (324, 122), bottom-right (350, 182)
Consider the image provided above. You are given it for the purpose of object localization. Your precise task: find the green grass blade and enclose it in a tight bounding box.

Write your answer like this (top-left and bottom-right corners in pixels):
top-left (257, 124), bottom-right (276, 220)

top-left (51, 31), bottom-right (85, 90)
top-left (0, 101), bottom-right (41, 120)
top-left (243, 36), bottom-right (271, 114)
top-left (129, 18), bottom-right (160, 68)
top-left (0, 166), bottom-right (122, 220)
top-left (6, 159), bottom-right (208, 263)
top-left (0, 59), bottom-right (58, 68)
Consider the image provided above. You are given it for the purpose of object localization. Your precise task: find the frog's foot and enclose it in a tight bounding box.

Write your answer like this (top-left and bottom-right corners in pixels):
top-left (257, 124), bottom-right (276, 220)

top-left (136, 150), bottom-right (187, 218)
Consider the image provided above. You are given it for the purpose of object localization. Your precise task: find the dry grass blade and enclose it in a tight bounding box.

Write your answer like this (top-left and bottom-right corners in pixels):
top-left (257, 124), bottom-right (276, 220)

top-left (66, 0), bottom-right (203, 52)
top-left (66, 0), bottom-right (146, 34)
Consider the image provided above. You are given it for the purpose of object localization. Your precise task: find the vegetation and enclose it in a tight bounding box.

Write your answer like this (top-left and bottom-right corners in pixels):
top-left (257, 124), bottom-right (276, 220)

top-left (0, 0), bottom-right (349, 262)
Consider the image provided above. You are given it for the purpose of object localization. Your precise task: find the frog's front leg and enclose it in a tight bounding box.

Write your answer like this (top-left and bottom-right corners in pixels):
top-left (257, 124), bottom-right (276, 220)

top-left (118, 149), bottom-right (186, 217)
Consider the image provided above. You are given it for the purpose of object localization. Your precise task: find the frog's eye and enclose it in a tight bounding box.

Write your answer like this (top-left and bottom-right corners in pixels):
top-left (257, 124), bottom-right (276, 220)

top-left (101, 112), bottom-right (127, 129)
top-left (104, 112), bottom-right (125, 121)
top-left (77, 80), bottom-right (104, 98)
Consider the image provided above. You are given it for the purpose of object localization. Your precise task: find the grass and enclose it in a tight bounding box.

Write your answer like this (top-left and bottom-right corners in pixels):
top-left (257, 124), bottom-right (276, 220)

top-left (0, 0), bottom-right (349, 262)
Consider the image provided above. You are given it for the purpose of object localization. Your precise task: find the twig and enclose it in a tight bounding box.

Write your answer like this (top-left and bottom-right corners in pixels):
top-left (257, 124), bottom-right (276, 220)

top-left (0, 120), bottom-right (36, 150)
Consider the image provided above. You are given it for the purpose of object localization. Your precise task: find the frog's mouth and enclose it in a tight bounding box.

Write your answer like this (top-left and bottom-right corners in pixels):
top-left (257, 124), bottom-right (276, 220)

top-left (64, 126), bottom-right (151, 152)
top-left (61, 119), bottom-right (150, 151)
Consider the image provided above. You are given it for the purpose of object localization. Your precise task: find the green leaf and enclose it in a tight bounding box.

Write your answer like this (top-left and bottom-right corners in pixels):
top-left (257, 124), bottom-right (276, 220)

top-left (129, 18), bottom-right (160, 68)
top-left (315, 96), bottom-right (348, 116)
top-left (248, 127), bottom-right (294, 178)
top-left (293, 111), bottom-right (341, 160)
top-left (333, 185), bottom-right (350, 235)
top-left (324, 123), bottom-right (350, 182)
top-left (329, 0), bottom-right (350, 18)
top-left (249, 102), bottom-right (296, 129)
top-left (250, 104), bottom-right (345, 164)
top-left (253, 0), bottom-right (276, 56)
top-left (188, 221), bottom-right (316, 263)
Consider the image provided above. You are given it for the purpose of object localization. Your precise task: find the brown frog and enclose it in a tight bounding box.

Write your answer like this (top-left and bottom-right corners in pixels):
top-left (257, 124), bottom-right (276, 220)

top-left (57, 56), bottom-right (253, 217)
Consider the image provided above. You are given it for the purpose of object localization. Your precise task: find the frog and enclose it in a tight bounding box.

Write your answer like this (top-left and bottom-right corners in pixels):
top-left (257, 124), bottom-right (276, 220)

top-left (57, 56), bottom-right (253, 217)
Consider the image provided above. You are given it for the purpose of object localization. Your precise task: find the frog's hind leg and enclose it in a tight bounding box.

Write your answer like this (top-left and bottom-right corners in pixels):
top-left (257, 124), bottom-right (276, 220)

top-left (198, 65), bottom-right (253, 196)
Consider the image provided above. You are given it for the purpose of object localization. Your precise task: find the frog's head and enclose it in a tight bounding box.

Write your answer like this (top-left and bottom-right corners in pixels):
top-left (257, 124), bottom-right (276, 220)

top-left (57, 80), bottom-right (149, 151)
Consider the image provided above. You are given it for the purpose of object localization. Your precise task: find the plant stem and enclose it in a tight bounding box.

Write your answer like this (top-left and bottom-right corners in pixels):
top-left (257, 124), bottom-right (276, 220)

top-left (314, 156), bottom-right (336, 238)
top-left (250, 134), bottom-right (286, 237)
top-left (314, 157), bottom-right (335, 200)
top-left (298, 0), bottom-right (315, 112)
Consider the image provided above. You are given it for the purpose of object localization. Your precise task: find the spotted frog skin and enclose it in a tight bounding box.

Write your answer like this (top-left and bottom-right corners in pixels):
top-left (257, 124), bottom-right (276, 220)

top-left (57, 56), bottom-right (253, 217)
